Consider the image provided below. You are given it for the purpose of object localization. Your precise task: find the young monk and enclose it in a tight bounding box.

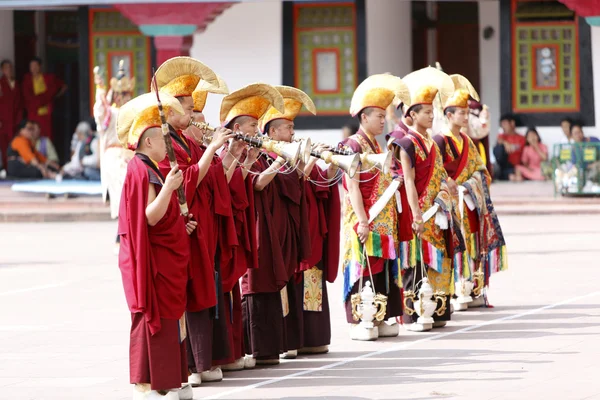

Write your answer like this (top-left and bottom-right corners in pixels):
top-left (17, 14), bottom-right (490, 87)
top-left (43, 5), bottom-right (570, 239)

top-left (116, 92), bottom-right (197, 400)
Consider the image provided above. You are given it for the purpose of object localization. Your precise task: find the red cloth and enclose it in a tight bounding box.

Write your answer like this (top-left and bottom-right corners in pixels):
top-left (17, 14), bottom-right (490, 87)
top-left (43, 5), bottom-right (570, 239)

top-left (129, 313), bottom-right (188, 391)
top-left (118, 155), bottom-right (190, 336)
top-left (242, 156), bottom-right (311, 295)
top-left (157, 130), bottom-right (238, 312)
top-left (300, 166), bottom-right (341, 283)
top-left (0, 76), bottom-right (22, 163)
top-left (498, 132), bottom-right (526, 167)
top-left (22, 73), bottom-right (63, 139)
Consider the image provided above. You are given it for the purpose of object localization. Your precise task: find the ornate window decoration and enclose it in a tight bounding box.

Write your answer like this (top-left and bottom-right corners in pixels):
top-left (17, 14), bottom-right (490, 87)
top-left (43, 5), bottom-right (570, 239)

top-left (512, 0), bottom-right (579, 113)
top-left (89, 8), bottom-right (150, 110)
top-left (293, 3), bottom-right (357, 116)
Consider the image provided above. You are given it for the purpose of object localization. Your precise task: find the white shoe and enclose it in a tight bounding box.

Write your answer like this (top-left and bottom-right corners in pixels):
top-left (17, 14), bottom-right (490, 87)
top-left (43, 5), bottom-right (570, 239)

top-left (281, 349), bottom-right (297, 359)
top-left (377, 321), bottom-right (400, 337)
top-left (468, 295), bottom-right (486, 308)
top-left (133, 385), bottom-right (178, 400)
top-left (177, 384), bottom-right (193, 400)
top-left (0, 169), bottom-right (6, 179)
top-left (433, 321), bottom-right (447, 328)
top-left (349, 324), bottom-right (378, 341)
top-left (298, 345), bottom-right (329, 354)
top-left (451, 298), bottom-right (468, 312)
top-left (243, 355), bottom-right (256, 369)
top-left (187, 373), bottom-right (201, 387)
top-left (200, 367), bottom-right (223, 382)
top-left (221, 357), bottom-right (245, 372)
top-left (405, 322), bottom-right (432, 332)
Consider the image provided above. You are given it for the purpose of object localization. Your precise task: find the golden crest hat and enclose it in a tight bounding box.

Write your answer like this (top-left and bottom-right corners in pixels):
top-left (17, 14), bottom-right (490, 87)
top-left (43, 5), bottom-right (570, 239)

top-left (402, 67), bottom-right (455, 109)
top-left (192, 74), bottom-right (230, 113)
top-left (154, 56), bottom-right (219, 98)
top-left (349, 73), bottom-right (410, 117)
top-left (220, 83), bottom-right (285, 127)
top-left (109, 59), bottom-right (135, 93)
top-left (444, 88), bottom-right (471, 110)
top-left (259, 86), bottom-right (316, 133)
top-left (117, 92), bottom-right (184, 151)
top-left (450, 74), bottom-right (480, 102)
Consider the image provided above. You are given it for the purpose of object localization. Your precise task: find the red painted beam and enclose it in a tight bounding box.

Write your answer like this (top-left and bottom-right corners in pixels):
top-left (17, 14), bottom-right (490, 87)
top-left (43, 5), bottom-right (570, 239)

top-left (558, 0), bottom-right (600, 17)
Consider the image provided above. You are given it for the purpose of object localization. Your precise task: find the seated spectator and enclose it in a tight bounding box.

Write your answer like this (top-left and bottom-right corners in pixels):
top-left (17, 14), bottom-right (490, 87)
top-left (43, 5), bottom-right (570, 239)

top-left (511, 127), bottom-right (548, 181)
top-left (493, 114), bottom-right (526, 180)
top-left (31, 121), bottom-right (59, 164)
top-left (7, 120), bottom-right (59, 179)
top-left (57, 121), bottom-right (100, 181)
top-left (571, 123), bottom-right (600, 144)
top-left (559, 118), bottom-right (573, 144)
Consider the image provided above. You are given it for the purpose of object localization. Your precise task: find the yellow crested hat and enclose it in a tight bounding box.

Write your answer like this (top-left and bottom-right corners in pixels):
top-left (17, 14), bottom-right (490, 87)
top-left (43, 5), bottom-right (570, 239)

top-left (117, 92), bottom-right (184, 151)
top-left (349, 73), bottom-right (410, 116)
top-left (220, 83), bottom-right (285, 127)
top-left (403, 66), bottom-right (455, 109)
top-left (444, 88), bottom-right (471, 110)
top-left (259, 86), bottom-right (316, 133)
top-left (450, 74), bottom-right (480, 102)
top-left (154, 56), bottom-right (219, 98)
top-left (192, 74), bottom-right (229, 113)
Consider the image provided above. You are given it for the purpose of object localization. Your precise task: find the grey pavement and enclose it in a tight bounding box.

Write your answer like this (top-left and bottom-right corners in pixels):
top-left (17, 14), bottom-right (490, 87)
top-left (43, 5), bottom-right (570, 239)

top-left (1, 214), bottom-right (600, 400)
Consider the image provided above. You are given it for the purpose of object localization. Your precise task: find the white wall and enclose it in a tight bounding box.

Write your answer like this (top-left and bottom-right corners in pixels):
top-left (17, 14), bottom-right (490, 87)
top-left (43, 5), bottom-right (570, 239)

top-left (0, 10), bottom-right (14, 64)
top-left (190, 1), bottom-right (283, 127)
top-left (365, 0), bottom-right (412, 77)
top-left (478, 0), bottom-right (500, 146)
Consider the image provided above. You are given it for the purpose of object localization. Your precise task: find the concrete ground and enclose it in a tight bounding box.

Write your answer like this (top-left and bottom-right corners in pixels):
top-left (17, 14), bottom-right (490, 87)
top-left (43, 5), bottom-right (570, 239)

top-left (1, 213), bottom-right (599, 400)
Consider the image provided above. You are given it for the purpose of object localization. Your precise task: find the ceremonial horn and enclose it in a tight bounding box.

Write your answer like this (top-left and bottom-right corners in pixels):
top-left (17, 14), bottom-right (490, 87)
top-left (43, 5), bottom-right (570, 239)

top-left (360, 152), bottom-right (393, 174)
top-left (295, 137), bottom-right (312, 164)
top-left (318, 151), bottom-right (360, 178)
top-left (263, 140), bottom-right (302, 165)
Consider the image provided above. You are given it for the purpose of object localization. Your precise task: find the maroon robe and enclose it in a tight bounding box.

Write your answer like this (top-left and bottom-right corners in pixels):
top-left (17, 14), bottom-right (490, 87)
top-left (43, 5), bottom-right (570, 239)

top-left (0, 76), bottom-right (22, 164)
top-left (158, 127), bottom-right (238, 372)
top-left (290, 166), bottom-right (341, 349)
top-left (118, 154), bottom-right (189, 390)
top-left (242, 155), bottom-right (311, 359)
top-left (22, 73), bottom-right (63, 140)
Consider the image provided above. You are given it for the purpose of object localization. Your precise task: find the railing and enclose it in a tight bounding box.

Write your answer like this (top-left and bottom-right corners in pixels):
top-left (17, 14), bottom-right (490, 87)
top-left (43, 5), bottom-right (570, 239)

top-left (552, 142), bottom-right (600, 196)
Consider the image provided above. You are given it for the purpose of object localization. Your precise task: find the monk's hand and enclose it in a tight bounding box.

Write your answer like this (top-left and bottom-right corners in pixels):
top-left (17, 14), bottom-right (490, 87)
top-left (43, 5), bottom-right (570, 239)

top-left (212, 127), bottom-right (236, 149)
top-left (357, 221), bottom-right (370, 244)
top-left (229, 138), bottom-right (245, 157)
top-left (185, 215), bottom-right (198, 235)
top-left (412, 219), bottom-right (424, 238)
top-left (165, 166), bottom-right (183, 193)
top-left (245, 147), bottom-right (260, 166)
top-left (447, 178), bottom-right (458, 197)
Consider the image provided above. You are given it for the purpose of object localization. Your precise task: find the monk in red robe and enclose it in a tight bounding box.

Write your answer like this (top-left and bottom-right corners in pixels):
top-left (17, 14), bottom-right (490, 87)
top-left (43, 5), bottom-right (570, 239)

top-left (154, 57), bottom-right (239, 386)
top-left (22, 58), bottom-right (67, 140)
top-left (116, 92), bottom-right (196, 400)
top-left (0, 60), bottom-right (22, 166)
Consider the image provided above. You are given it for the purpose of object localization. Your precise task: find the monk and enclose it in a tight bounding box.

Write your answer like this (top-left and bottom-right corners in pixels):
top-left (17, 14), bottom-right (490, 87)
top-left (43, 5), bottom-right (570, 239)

top-left (340, 74), bottom-right (408, 341)
top-left (116, 92), bottom-right (196, 400)
top-left (22, 57), bottom-right (67, 140)
top-left (433, 87), bottom-right (506, 310)
top-left (154, 56), bottom-right (238, 386)
top-left (0, 60), bottom-right (22, 165)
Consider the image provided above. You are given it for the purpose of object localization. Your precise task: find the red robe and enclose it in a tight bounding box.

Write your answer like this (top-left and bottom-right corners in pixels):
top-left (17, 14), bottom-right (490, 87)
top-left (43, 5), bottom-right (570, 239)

top-left (22, 73), bottom-right (63, 139)
top-left (0, 76), bottom-right (22, 164)
top-left (242, 155), bottom-right (311, 295)
top-left (157, 128), bottom-right (238, 312)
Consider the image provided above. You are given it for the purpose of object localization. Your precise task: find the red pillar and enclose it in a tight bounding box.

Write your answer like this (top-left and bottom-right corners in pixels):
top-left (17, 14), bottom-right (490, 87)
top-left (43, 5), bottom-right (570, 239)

top-left (153, 35), bottom-right (194, 65)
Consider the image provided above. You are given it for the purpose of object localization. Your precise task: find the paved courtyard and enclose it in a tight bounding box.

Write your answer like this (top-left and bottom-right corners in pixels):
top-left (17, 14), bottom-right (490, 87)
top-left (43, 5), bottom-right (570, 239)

top-left (1, 213), bottom-right (599, 400)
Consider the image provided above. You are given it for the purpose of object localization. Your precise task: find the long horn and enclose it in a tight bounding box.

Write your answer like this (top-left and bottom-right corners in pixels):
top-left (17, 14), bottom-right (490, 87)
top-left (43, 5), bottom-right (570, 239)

top-left (360, 152), bottom-right (393, 174)
top-left (264, 140), bottom-right (301, 165)
top-left (318, 151), bottom-right (360, 178)
top-left (296, 138), bottom-right (312, 164)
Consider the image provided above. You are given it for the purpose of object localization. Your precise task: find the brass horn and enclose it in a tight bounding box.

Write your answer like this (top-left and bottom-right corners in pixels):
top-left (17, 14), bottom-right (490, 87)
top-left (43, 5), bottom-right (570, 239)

top-left (189, 120), bottom-right (301, 165)
top-left (291, 137), bottom-right (312, 164)
top-left (311, 149), bottom-right (360, 178)
top-left (360, 151), bottom-right (393, 174)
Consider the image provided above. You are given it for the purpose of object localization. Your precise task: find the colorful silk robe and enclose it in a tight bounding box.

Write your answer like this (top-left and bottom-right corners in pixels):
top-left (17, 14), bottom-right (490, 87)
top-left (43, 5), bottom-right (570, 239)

top-left (340, 131), bottom-right (399, 300)
top-left (434, 131), bottom-right (507, 286)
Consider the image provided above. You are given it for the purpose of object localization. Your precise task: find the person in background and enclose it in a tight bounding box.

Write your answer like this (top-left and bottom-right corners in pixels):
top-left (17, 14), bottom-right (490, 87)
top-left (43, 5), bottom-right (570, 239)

top-left (511, 127), bottom-right (548, 181)
top-left (559, 118), bottom-right (573, 144)
top-left (0, 60), bottom-right (22, 167)
top-left (57, 122), bottom-right (101, 181)
top-left (31, 121), bottom-right (59, 165)
top-left (493, 114), bottom-right (526, 180)
top-left (6, 120), bottom-right (58, 179)
top-left (22, 57), bottom-right (67, 141)
top-left (341, 121), bottom-right (359, 140)
top-left (571, 123), bottom-right (600, 144)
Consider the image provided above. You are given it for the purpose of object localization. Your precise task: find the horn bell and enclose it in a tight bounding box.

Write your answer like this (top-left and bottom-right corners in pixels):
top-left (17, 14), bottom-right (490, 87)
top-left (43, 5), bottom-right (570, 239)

top-left (360, 152), bottom-right (393, 174)
top-left (321, 151), bottom-right (360, 178)
top-left (263, 140), bottom-right (301, 165)
top-left (298, 138), bottom-right (312, 164)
